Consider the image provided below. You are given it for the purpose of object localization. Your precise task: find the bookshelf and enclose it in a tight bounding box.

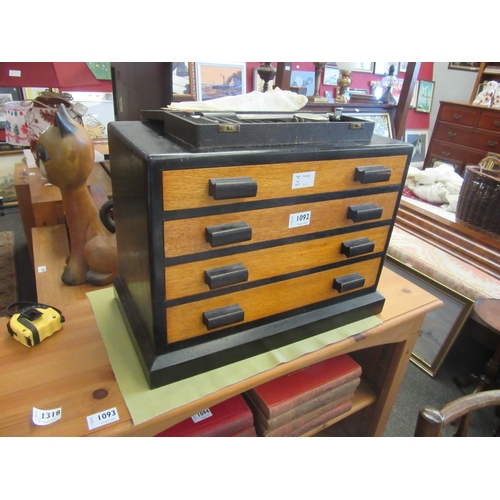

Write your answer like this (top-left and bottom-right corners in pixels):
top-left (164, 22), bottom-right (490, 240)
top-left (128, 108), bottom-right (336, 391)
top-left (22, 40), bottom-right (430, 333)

top-left (470, 62), bottom-right (500, 103)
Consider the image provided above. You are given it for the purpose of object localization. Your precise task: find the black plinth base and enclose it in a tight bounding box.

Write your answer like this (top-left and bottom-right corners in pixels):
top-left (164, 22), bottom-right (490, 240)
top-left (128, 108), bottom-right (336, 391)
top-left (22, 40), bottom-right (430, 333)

top-left (113, 277), bottom-right (385, 389)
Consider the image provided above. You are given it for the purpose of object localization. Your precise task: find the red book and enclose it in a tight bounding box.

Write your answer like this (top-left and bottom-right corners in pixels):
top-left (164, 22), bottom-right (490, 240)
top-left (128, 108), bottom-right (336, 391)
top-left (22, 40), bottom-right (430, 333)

top-left (155, 394), bottom-right (253, 437)
top-left (245, 354), bottom-right (361, 419)
top-left (252, 377), bottom-right (360, 431)
top-left (230, 426), bottom-right (257, 437)
top-left (281, 399), bottom-right (353, 437)
top-left (255, 394), bottom-right (354, 437)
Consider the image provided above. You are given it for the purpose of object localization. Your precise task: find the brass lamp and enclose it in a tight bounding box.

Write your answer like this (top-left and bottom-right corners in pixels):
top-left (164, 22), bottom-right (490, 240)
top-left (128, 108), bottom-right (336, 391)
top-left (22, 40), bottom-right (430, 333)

top-left (308, 62), bottom-right (328, 102)
top-left (335, 62), bottom-right (358, 103)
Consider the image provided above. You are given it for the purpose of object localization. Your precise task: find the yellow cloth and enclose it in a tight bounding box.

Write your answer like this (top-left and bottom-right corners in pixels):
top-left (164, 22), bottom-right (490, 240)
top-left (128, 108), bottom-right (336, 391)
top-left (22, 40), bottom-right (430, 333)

top-left (87, 287), bottom-right (381, 426)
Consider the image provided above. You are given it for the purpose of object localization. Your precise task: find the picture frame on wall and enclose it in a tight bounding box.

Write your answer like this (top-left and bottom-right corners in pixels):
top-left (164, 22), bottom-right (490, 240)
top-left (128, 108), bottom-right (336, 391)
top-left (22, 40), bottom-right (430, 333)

top-left (448, 62), bottom-right (481, 71)
top-left (385, 256), bottom-right (474, 377)
top-left (172, 62), bottom-right (197, 102)
top-left (290, 70), bottom-right (315, 96)
top-left (196, 62), bottom-right (246, 101)
top-left (354, 62), bottom-right (374, 73)
top-left (405, 129), bottom-right (428, 165)
top-left (0, 87), bottom-right (22, 129)
top-left (415, 80), bottom-right (435, 113)
top-left (323, 65), bottom-right (340, 86)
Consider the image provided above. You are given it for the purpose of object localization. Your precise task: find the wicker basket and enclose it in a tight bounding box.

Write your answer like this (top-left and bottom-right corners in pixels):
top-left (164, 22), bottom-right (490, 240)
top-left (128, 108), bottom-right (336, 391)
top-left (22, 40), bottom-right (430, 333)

top-left (455, 161), bottom-right (500, 235)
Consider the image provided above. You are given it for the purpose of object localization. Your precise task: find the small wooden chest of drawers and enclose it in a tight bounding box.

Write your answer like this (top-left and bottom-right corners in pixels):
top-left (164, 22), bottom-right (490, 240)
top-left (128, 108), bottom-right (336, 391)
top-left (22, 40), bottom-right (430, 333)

top-left (424, 101), bottom-right (500, 175)
top-left (108, 120), bottom-right (412, 388)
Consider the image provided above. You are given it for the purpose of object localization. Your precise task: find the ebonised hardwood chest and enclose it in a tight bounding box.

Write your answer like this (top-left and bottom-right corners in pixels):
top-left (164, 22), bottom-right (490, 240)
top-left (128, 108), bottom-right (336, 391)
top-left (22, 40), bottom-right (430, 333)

top-left (108, 119), bottom-right (413, 388)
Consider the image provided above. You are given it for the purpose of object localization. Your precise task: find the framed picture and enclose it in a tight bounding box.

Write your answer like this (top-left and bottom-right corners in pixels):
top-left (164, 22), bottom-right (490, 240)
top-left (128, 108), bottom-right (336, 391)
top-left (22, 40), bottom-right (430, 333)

top-left (86, 62), bottom-right (111, 80)
top-left (428, 155), bottom-right (464, 175)
top-left (354, 62), bottom-right (374, 73)
top-left (172, 62), bottom-right (197, 102)
top-left (323, 65), bottom-right (340, 86)
top-left (22, 87), bottom-right (56, 100)
top-left (253, 67), bottom-right (275, 92)
top-left (400, 62), bottom-right (408, 73)
top-left (344, 112), bottom-right (393, 138)
top-left (290, 70), bottom-right (315, 96)
top-left (0, 87), bottom-right (22, 129)
top-left (196, 62), bottom-right (246, 101)
top-left (385, 256), bottom-right (474, 377)
top-left (391, 78), bottom-right (405, 104)
top-left (448, 62), bottom-right (481, 71)
top-left (374, 62), bottom-right (399, 75)
top-left (405, 129), bottom-right (428, 165)
top-left (415, 80), bottom-right (435, 113)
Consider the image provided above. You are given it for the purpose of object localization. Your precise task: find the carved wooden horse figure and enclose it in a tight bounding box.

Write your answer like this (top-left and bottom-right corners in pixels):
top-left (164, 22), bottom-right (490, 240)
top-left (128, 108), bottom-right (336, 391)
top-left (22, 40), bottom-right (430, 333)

top-left (36, 104), bottom-right (118, 286)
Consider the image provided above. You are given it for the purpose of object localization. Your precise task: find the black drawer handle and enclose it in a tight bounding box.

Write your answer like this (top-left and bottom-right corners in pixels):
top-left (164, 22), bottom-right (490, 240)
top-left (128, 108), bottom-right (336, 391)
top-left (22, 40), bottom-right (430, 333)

top-left (341, 237), bottom-right (375, 258)
top-left (205, 263), bottom-right (249, 290)
top-left (203, 304), bottom-right (244, 330)
top-left (494, 121), bottom-right (500, 127)
top-left (333, 273), bottom-right (366, 293)
top-left (354, 166), bottom-right (392, 184)
top-left (347, 203), bottom-right (383, 223)
top-left (447, 132), bottom-right (457, 138)
top-left (441, 151), bottom-right (451, 157)
top-left (209, 177), bottom-right (258, 200)
top-left (205, 221), bottom-right (252, 247)
top-left (453, 114), bottom-right (463, 120)
top-left (487, 140), bottom-right (498, 147)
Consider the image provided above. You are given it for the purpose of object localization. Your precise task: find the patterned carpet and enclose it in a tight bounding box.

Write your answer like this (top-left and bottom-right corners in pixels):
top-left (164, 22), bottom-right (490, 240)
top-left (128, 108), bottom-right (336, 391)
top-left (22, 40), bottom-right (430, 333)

top-left (0, 231), bottom-right (17, 316)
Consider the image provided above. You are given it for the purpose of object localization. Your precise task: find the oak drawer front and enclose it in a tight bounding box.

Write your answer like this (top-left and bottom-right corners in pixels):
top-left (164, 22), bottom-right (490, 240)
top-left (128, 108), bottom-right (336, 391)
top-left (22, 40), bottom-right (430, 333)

top-left (477, 111), bottom-right (500, 132)
top-left (427, 140), bottom-right (485, 167)
top-left (164, 226), bottom-right (390, 300)
top-left (162, 156), bottom-right (408, 211)
top-left (163, 192), bottom-right (398, 258)
top-left (166, 258), bottom-right (382, 343)
top-left (439, 105), bottom-right (478, 127)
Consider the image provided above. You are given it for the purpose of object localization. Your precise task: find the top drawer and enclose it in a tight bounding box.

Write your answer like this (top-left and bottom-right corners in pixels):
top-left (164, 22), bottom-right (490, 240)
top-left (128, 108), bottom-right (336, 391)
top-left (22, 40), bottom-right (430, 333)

top-left (477, 110), bottom-right (500, 132)
top-left (162, 156), bottom-right (408, 211)
top-left (439, 105), bottom-right (479, 127)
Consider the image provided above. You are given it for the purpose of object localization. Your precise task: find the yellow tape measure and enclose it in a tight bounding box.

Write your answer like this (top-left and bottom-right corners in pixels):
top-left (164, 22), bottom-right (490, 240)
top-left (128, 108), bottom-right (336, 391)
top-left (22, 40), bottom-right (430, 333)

top-left (6, 302), bottom-right (65, 347)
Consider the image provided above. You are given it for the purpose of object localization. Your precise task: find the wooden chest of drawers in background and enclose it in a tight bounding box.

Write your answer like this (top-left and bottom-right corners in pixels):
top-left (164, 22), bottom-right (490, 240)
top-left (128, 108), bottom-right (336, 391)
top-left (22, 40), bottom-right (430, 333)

top-left (108, 120), bottom-right (413, 388)
top-left (424, 100), bottom-right (500, 175)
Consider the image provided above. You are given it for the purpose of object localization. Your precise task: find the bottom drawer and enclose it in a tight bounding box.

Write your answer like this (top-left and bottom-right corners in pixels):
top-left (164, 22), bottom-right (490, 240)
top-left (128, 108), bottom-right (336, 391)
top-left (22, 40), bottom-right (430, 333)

top-left (166, 258), bottom-right (382, 343)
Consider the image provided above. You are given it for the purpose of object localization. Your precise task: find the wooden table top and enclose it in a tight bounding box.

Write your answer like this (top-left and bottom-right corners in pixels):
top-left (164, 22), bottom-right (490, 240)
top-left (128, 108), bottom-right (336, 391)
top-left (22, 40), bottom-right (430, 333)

top-left (0, 267), bottom-right (442, 437)
top-left (475, 299), bottom-right (500, 334)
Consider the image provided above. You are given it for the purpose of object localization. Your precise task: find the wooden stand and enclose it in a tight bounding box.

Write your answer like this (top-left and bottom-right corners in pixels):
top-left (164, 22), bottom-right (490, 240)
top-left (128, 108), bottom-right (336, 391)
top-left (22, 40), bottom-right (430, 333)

top-left (13, 161), bottom-right (112, 265)
top-left (0, 238), bottom-right (442, 436)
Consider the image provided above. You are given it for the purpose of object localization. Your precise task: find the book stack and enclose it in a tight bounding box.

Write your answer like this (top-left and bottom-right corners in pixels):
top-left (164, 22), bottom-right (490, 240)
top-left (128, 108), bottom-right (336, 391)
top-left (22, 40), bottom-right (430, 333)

top-left (244, 354), bottom-right (362, 437)
top-left (155, 394), bottom-right (256, 437)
